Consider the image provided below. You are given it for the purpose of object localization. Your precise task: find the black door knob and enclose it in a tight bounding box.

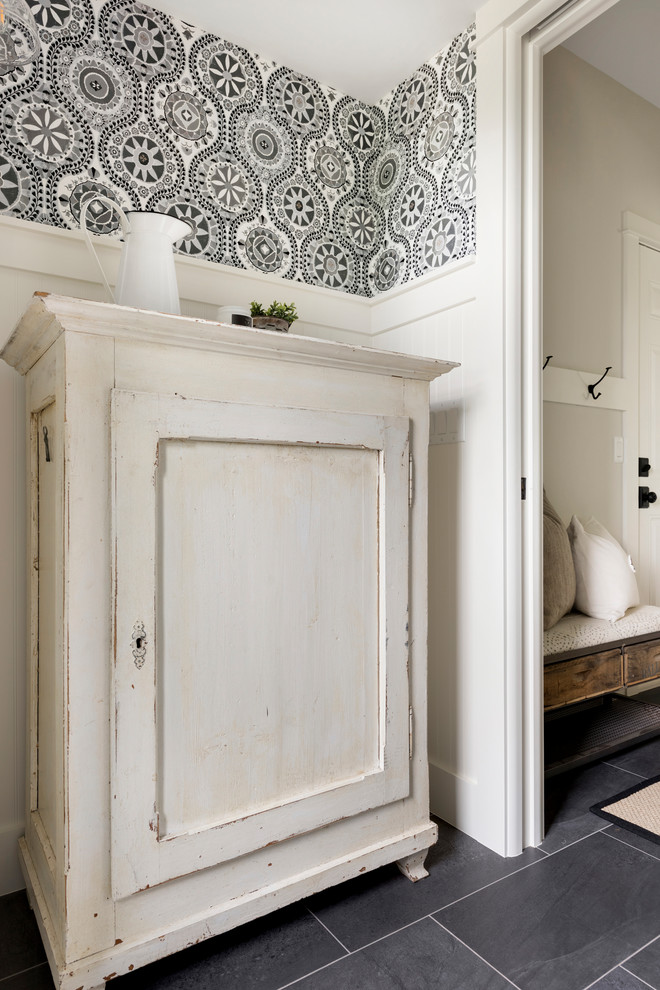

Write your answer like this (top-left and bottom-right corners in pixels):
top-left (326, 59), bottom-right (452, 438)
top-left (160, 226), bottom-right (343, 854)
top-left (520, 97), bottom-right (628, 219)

top-left (639, 486), bottom-right (658, 508)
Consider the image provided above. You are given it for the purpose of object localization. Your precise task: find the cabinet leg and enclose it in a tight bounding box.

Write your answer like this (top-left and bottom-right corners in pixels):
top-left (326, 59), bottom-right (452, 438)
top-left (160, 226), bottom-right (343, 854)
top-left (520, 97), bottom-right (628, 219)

top-left (396, 849), bottom-right (430, 882)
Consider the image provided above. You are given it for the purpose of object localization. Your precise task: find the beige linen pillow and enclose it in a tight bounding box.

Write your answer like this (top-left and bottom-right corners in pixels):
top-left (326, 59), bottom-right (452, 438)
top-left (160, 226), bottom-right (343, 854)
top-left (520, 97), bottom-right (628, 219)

top-left (543, 492), bottom-right (576, 630)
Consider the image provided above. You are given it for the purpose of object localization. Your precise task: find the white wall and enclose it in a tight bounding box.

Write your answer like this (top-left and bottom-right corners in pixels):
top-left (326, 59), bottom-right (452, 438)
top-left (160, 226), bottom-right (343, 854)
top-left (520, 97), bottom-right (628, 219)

top-left (543, 45), bottom-right (660, 541)
top-left (368, 265), bottom-right (477, 825)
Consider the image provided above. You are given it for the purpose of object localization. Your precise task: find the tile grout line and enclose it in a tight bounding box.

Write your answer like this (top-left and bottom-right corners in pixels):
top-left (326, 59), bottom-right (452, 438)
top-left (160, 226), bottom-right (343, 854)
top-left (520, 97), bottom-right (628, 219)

top-left (580, 933), bottom-right (660, 990)
top-left (600, 761), bottom-right (648, 779)
top-left (601, 827), bottom-right (660, 862)
top-left (276, 951), bottom-right (348, 990)
top-left (306, 906), bottom-right (350, 955)
top-left (276, 915), bottom-right (432, 989)
top-left (0, 962), bottom-right (49, 984)
top-left (430, 916), bottom-right (523, 989)
top-left (434, 830), bottom-right (602, 917)
top-left (620, 962), bottom-right (660, 990)
top-left (540, 822), bottom-right (611, 858)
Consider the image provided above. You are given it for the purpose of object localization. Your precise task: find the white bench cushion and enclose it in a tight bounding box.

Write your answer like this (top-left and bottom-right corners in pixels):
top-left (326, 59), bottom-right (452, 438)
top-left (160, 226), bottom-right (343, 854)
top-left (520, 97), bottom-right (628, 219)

top-left (544, 605), bottom-right (660, 658)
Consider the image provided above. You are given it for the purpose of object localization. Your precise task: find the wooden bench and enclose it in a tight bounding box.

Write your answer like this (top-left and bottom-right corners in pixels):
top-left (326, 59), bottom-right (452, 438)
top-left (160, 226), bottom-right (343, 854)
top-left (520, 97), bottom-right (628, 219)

top-left (543, 608), bottom-right (660, 774)
top-left (544, 632), bottom-right (660, 710)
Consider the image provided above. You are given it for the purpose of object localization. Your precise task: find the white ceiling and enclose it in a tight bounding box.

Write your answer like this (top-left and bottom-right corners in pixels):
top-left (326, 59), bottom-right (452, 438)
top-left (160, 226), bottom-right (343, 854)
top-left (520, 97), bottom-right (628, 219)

top-left (148, 0), bottom-right (479, 104)
top-left (145, 0), bottom-right (655, 110)
top-left (562, 0), bottom-right (660, 110)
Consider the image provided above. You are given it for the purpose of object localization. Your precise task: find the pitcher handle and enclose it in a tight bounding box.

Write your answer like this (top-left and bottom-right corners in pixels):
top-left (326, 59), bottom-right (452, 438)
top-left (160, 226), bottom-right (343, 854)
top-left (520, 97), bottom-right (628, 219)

top-left (80, 193), bottom-right (130, 305)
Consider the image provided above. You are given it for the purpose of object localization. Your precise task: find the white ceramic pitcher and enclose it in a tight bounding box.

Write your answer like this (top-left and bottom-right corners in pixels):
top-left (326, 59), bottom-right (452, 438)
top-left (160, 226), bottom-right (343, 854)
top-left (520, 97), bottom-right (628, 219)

top-left (80, 193), bottom-right (192, 315)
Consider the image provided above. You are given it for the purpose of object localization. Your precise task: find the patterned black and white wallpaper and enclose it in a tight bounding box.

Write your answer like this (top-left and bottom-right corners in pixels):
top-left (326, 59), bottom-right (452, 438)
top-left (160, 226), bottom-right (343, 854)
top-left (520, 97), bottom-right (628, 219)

top-left (0, 1), bottom-right (475, 297)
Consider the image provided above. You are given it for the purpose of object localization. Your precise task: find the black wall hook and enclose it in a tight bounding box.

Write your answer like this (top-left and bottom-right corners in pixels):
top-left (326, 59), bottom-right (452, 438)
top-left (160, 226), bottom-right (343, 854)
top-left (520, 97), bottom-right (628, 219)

top-left (588, 366), bottom-right (612, 400)
top-left (543, 355), bottom-right (552, 370)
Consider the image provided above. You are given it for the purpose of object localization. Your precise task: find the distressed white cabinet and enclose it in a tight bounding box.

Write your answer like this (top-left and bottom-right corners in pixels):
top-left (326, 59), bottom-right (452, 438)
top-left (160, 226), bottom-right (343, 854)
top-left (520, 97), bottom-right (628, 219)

top-left (1, 294), bottom-right (455, 990)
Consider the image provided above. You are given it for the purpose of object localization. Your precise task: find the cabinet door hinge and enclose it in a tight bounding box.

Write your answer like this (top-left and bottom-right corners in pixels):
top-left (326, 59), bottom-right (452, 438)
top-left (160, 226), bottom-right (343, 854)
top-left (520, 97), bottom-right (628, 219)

top-left (408, 706), bottom-right (413, 759)
top-left (409, 455), bottom-right (414, 508)
top-left (521, 477), bottom-right (527, 500)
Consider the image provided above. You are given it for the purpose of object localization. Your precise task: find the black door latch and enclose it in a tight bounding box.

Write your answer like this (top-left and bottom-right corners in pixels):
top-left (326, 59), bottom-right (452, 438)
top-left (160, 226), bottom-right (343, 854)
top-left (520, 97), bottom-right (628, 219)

top-left (639, 486), bottom-right (657, 509)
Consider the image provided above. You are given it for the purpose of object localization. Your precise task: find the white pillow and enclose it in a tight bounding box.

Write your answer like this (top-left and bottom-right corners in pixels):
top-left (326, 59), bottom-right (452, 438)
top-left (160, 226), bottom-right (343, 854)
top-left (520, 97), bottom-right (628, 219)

top-left (568, 516), bottom-right (640, 621)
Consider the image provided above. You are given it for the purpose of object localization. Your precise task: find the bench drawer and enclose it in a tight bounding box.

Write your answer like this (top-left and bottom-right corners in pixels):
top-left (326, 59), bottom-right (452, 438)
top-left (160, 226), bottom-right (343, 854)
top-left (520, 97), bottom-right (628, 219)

top-left (625, 640), bottom-right (660, 686)
top-left (544, 649), bottom-right (623, 710)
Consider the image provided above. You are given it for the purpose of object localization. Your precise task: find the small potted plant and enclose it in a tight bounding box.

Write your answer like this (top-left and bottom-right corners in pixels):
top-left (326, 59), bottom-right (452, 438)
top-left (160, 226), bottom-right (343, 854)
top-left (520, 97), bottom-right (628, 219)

top-left (250, 300), bottom-right (298, 333)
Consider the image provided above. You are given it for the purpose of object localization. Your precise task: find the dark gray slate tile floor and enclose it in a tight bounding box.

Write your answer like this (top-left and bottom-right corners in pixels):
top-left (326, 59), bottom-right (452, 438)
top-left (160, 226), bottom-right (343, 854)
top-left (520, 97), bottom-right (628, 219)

top-left (3, 699), bottom-right (660, 990)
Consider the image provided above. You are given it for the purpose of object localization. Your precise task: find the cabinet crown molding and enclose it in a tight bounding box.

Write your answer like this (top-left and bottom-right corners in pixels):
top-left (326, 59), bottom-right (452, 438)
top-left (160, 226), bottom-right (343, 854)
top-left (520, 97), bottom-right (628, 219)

top-left (1, 293), bottom-right (459, 381)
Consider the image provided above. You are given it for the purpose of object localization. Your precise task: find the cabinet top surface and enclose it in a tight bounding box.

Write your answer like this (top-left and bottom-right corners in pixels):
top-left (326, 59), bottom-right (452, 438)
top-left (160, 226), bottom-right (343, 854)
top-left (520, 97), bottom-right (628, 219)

top-left (1, 293), bottom-right (458, 381)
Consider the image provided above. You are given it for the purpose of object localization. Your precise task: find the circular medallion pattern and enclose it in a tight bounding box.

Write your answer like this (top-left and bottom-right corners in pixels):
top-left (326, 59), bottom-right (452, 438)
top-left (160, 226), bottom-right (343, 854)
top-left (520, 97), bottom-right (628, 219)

top-left (369, 143), bottom-right (405, 205)
top-left (244, 224), bottom-right (285, 273)
top-left (250, 125), bottom-right (278, 163)
top-left (238, 112), bottom-right (292, 178)
top-left (313, 144), bottom-right (345, 188)
top-left (56, 44), bottom-right (136, 127)
top-left (345, 108), bottom-right (375, 152)
top-left (448, 145), bottom-right (476, 204)
top-left (397, 77), bottom-right (426, 133)
top-left (0, 156), bottom-right (21, 211)
top-left (164, 90), bottom-right (207, 140)
top-left (199, 158), bottom-right (252, 215)
top-left (344, 204), bottom-right (377, 252)
top-left (398, 182), bottom-right (427, 230)
top-left (0, 153), bottom-right (31, 213)
top-left (15, 102), bottom-right (74, 162)
top-left (270, 70), bottom-right (327, 135)
top-left (421, 216), bottom-right (461, 269)
top-left (103, 122), bottom-right (181, 197)
top-left (376, 154), bottom-right (397, 193)
top-left (78, 63), bottom-right (116, 105)
top-left (192, 40), bottom-right (260, 108)
top-left (306, 137), bottom-right (354, 202)
top-left (27, 0), bottom-right (71, 29)
top-left (311, 241), bottom-right (352, 290)
top-left (371, 248), bottom-right (402, 293)
top-left (423, 110), bottom-right (455, 162)
top-left (282, 184), bottom-right (316, 228)
top-left (282, 79), bottom-right (315, 126)
top-left (445, 28), bottom-right (476, 95)
top-left (209, 50), bottom-right (246, 99)
top-left (390, 66), bottom-right (437, 138)
top-left (270, 172), bottom-right (325, 240)
top-left (121, 134), bottom-right (165, 182)
top-left (153, 80), bottom-right (220, 150)
top-left (107, 3), bottom-right (180, 77)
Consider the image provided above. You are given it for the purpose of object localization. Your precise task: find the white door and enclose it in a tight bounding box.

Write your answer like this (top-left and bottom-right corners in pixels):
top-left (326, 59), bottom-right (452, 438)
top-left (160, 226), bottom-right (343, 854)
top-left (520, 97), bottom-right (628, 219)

top-left (637, 245), bottom-right (660, 604)
top-left (111, 389), bottom-right (412, 898)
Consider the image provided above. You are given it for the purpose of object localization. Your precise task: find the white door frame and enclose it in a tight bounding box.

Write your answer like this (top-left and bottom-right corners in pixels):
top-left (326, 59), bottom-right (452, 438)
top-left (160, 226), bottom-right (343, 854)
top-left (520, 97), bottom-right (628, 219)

top-left (476, 0), bottom-right (623, 851)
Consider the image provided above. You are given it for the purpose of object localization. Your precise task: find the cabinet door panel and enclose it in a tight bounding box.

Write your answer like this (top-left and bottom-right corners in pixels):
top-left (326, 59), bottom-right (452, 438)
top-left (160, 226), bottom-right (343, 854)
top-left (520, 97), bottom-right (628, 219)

top-left (112, 390), bottom-right (410, 898)
top-left (157, 439), bottom-right (380, 835)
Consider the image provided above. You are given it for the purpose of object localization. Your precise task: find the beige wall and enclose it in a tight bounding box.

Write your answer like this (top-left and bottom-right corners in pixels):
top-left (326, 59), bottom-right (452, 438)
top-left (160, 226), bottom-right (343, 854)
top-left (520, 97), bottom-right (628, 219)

top-left (543, 45), bottom-right (660, 542)
top-left (544, 44), bottom-right (660, 374)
